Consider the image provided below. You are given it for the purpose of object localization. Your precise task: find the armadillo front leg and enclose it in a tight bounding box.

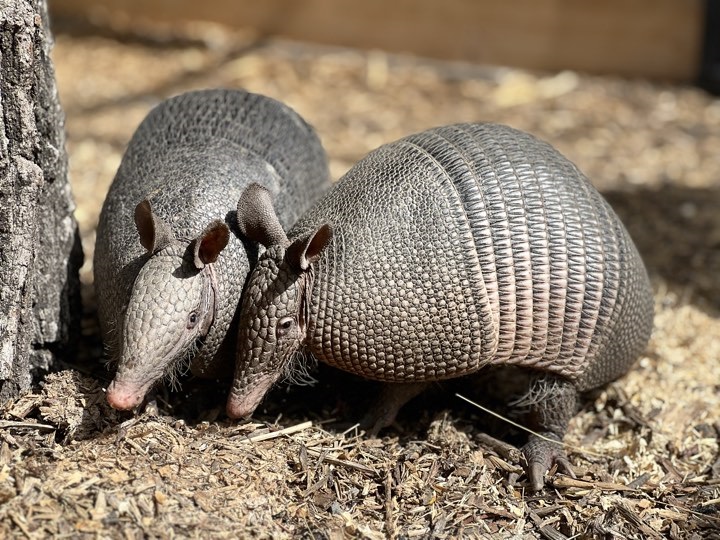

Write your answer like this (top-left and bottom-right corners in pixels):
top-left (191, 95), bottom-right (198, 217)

top-left (360, 382), bottom-right (429, 436)
top-left (520, 374), bottom-right (578, 490)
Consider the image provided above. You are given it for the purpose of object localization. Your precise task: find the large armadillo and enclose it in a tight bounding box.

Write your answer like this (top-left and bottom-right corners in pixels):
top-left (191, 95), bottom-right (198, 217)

top-left (94, 89), bottom-right (329, 410)
top-left (226, 123), bottom-right (654, 489)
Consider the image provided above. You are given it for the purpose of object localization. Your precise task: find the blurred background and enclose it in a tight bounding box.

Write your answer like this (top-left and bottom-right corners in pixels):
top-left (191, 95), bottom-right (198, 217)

top-left (50, 0), bottom-right (713, 82)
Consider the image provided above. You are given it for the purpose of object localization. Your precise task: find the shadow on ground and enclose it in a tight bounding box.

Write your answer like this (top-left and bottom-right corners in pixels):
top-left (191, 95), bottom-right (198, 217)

top-left (606, 185), bottom-right (720, 312)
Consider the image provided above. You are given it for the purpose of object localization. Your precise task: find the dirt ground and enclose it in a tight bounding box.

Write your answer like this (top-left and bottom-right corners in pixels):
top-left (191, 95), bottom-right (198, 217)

top-left (1, 19), bottom-right (720, 539)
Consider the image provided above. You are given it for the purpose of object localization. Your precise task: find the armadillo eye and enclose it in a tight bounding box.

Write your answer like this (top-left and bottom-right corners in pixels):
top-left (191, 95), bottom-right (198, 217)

top-left (188, 312), bottom-right (198, 329)
top-left (276, 316), bottom-right (295, 337)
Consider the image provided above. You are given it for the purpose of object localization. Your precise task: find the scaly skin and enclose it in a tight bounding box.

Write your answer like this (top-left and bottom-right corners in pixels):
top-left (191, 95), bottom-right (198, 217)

top-left (228, 123), bottom-right (654, 489)
top-left (94, 89), bottom-right (329, 410)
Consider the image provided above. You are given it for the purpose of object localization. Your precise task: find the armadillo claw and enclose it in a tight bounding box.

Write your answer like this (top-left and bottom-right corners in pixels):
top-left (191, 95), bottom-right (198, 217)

top-left (521, 435), bottom-right (575, 491)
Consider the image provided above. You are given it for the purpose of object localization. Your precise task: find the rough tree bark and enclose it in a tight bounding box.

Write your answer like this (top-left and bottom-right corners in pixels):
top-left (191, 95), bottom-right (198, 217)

top-left (0, 0), bottom-right (82, 403)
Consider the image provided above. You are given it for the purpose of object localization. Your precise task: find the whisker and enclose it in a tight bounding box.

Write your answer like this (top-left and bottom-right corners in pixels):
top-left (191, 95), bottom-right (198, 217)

top-left (280, 349), bottom-right (318, 387)
top-left (163, 337), bottom-right (201, 391)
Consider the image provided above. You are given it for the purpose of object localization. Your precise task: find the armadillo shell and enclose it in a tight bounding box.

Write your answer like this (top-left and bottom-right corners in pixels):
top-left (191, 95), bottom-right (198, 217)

top-left (292, 123), bottom-right (653, 390)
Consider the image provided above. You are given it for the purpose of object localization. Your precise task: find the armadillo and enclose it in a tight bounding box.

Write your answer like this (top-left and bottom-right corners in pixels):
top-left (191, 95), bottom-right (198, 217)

top-left (226, 122), bottom-right (654, 489)
top-left (94, 89), bottom-right (329, 410)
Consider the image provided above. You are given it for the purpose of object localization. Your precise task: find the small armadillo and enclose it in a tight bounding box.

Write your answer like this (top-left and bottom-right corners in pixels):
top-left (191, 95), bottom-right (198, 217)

top-left (94, 89), bottom-right (329, 410)
top-left (227, 123), bottom-right (654, 489)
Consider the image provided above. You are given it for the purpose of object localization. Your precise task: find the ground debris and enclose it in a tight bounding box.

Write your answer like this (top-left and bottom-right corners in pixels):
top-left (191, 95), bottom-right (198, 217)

top-left (7, 369), bottom-right (717, 538)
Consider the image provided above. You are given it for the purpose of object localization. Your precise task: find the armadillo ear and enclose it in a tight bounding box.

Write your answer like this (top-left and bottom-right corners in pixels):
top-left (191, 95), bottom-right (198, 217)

top-left (134, 199), bottom-right (175, 253)
top-left (236, 183), bottom-right (289, 248)
top-left (286, 224), bottom-right (333, 271)
top-left (193, 220), bottom-right (230, 269)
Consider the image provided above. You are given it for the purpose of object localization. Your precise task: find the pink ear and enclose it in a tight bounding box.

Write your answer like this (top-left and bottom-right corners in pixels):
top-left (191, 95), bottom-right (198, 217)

top-left (193, 220), bottom-right (230, 268)
top-left (286, 224), bottom-right (333, 271)
top-left (134, 199), bottom-right (174, 252)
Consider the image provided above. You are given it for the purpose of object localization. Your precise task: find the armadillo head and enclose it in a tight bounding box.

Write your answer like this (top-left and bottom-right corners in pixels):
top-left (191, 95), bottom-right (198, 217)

top-left (106, 200), bottom-right (230, 410)
top-left (226, 183), bottom-right (332, 419)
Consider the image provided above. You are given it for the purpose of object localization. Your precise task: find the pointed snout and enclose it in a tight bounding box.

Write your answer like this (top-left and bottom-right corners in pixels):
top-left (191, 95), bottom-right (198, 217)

top-left (106, 379), bottom-right (147, 410)
top-left (225, 396), bottom-right (253, 420)
top-left (225, 373), bottom-right (276, 420)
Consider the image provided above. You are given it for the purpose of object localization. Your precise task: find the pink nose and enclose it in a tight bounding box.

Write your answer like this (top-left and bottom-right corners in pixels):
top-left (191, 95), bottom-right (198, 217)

top-left (106, 380), bottom-right (144, 410)
top-left (226, 398), bottom-right (252, 420)
top-left (226, 374), bottom-right (275, 419)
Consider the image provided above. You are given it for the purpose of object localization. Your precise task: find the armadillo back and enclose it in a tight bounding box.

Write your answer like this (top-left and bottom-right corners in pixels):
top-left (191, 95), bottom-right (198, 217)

top-left (97, 89), bottom-right (327, 263)
top-left (117, 89), bottom-right (328, 223)
top-left (295, 123), bottom-right (652, 389)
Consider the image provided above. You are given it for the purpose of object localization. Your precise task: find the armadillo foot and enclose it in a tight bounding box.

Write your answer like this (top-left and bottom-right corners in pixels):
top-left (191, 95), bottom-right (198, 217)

top-left (521, 433), bottom-right (576, 491)
top-left (360, 382), bottom-right (428, 436)
top-left (514, 374), bottom-right (578, 490)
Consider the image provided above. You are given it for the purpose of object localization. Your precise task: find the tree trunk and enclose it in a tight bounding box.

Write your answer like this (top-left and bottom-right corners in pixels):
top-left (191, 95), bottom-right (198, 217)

top-left (0, 0), bottom-right (82, 403)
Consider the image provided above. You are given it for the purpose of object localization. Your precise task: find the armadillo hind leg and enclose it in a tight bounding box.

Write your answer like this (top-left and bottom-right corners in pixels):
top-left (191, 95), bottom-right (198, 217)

top-left (516, 374), bottom-right (578, 491)
top-left (360, 382), bottom-right (429, 436)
